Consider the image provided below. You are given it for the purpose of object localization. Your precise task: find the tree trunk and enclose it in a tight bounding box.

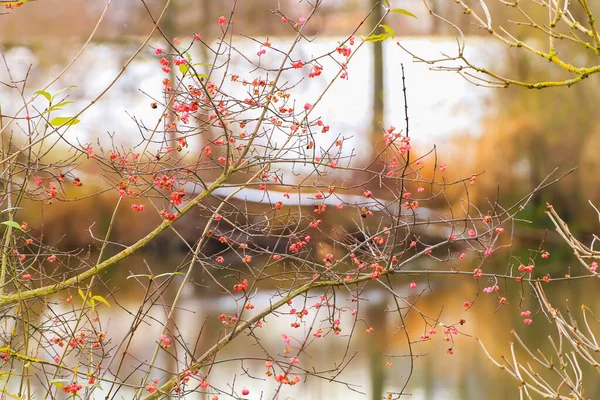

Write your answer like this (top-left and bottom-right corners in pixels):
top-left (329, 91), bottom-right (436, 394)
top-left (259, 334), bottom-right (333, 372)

top-left (370, 0), bottom-right (385, 156)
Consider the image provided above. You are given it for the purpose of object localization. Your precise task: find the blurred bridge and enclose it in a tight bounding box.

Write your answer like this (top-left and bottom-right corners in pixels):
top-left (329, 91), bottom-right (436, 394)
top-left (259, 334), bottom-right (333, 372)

top-left (180, 182), bottom-right (456, 255)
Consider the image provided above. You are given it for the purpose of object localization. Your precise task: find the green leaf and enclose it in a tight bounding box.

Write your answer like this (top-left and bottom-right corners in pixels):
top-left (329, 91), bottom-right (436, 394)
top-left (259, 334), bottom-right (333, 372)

top-left (153, 272), bottom-right (184, 279)
top-left (78, 288), bottom-right (87, 302)
top-left (92, 295), bottom-right (111, 308)
top-left (42, 101), bottom-right (76, 115)
top-left (363, 33), bottom-right (390, 42)
top-left (127, 274), bottom-right (152, 280)
top-left (193, 62), bottom-right (213, 67)
top-left (0, 207), bottom-right (21, 215)
top-left (179, 63), bottom-right (190, 75)
top-left (34, 90), bottom-right (52, 102)
top-left (4, 392), bottom-right (25, 400)
top-left (48, 101), bottom-right (75, 113)
top-left (127, 272), bottom-right (183, 280)
top-left (383, 0), bottom-right (390, 6)
top-left (49, 117), bottom-right (80, 127)
top-left (195, 73), bottom-right (209, 80)
top-left (380, 24), bottom-right (395, 38)
top-left (184, 51), bottom-right (192, 62)
top-left (50, 379), bottom-right (71, 389)
top-left (1, 221), bottom-right (24, 232)
top-left (390, 8), bottom-right (417, 18)
top-left (51, 85), bottom-right (77, 101)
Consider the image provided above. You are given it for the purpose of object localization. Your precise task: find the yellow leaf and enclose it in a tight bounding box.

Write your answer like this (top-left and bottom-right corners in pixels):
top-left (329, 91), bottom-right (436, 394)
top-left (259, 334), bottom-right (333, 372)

top-left (92, 295), bottom-right (111, 308)
top-left (380, 24), bottom-right (395, 38)
top-left (363, 33), bottom-right (389, 43)
top-left (390, 8), bottom-right (417, 18)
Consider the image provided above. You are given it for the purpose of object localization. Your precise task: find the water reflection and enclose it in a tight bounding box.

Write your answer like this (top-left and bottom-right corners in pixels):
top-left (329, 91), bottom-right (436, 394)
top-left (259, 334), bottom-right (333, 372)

top-left (41, 250), bottom-right (599, 400)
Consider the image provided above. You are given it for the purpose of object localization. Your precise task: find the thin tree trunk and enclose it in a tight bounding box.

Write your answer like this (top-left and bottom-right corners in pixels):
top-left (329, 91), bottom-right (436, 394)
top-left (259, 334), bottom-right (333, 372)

top-left (370, 0), bottom-right (385, 153)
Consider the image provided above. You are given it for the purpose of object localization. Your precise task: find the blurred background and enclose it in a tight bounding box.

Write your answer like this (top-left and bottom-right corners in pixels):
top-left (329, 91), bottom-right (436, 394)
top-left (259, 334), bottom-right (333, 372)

top-left (2, 0), bottom-right (600, 399)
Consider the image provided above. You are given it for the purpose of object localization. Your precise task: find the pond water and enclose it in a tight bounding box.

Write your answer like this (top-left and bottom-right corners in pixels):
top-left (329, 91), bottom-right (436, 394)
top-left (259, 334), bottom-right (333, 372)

top-left (44, 255), bottom-right (600, 400)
